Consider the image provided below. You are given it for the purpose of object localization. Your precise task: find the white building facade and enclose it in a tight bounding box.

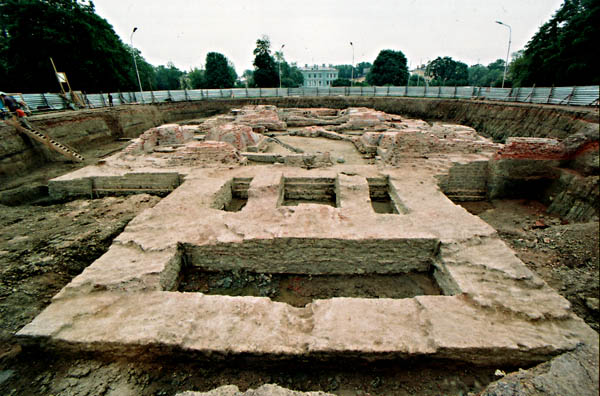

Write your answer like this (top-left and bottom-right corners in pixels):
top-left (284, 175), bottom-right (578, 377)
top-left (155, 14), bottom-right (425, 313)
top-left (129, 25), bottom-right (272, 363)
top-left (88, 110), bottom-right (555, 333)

top-left (300, 64), bottom-right (339, 87)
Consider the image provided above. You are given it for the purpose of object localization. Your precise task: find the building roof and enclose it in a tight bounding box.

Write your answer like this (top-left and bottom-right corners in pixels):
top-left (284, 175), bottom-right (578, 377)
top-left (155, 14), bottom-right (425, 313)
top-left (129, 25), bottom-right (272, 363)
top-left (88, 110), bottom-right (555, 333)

top-left (299, 64), bottom-right (338, 72)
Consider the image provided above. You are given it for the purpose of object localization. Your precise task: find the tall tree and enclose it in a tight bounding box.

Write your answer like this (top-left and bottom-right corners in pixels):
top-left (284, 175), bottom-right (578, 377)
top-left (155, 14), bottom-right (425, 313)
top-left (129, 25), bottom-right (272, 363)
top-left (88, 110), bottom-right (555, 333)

top-left (204, 52), bottom-right (236, 88)
top-left (188, 67), bottom-right (205, 89)
top-left (366, 50), bottom-right (409, 86)
top-left (0, 0), bottom-right (139, 93)
top-left (468, 60), bottom-right (505, 87)
top-left (155, 62), bottom-right (183, 90)
top-left (252, 35), bottom-right (278, 87)
top-left (426, 56), bottom-right (468, 86)
top-left (511, 0), bottom-right (599, 86)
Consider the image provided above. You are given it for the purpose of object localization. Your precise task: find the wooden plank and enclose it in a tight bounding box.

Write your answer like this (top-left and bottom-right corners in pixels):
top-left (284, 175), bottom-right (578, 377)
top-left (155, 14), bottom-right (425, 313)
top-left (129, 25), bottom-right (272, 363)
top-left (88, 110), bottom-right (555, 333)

top-left (5, 118), bottom-right (84, 162)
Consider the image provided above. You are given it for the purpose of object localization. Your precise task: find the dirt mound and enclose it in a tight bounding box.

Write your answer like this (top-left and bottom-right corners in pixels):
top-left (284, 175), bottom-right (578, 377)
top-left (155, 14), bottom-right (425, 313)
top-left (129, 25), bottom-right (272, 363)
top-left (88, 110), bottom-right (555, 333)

top-left (205, 123), bottom-right (267, 151)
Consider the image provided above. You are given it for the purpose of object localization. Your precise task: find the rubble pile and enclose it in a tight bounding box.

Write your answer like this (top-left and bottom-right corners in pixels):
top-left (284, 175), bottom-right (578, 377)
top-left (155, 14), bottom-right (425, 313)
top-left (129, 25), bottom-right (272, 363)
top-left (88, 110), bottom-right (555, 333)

top-left (232, 105), bottom-right (287, 131)
top-left (497, 137), bottom-right (566, 160)
top-left (324, 107), bottom-right (403, 131)
top-left (167, 141), bottom-right (244, 166)
top-left (122, 124), bottom-right (194, 155)
top-left (198, 105), bottom-right (287, 134)
top-left (205, 123), bottom-right (268, 152)
top-left (354, 123), bottom-right (501, 163)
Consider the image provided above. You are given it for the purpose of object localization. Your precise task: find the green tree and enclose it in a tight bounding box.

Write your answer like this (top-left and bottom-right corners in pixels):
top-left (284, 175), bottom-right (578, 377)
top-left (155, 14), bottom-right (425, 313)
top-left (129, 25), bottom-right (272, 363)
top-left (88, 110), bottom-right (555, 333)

top-left (286, 63), bottom-right (304, 87)
top-left (468, 60), bottom-right (505, 87)
top-left (356, 62), bottom-right (372, 77)
top-left (468, 64), bottom-right (488, 86)
top-left (408, 74), bottom-right (426, 86)
top-left (333, 65), bottom-right (356, 80)
top-left (252, 35), bottom-right (279, 87)
top-left (511, 0), bottom-right (599, 86)
top-left (486, 59), bottom-right (505, 87)
top-left (366, 50), bottom-right (409, 86)
top-left (426, 56), bottom-right (468, 86)
top-left (188, 67), bottom-right (205, 89)
top-left (126, 45), bottom-right (156, 91)
top-left (204, 52), bottom-right (236, 88)
top-left (274, 52), bottom-right (304, 88)
top-left (155, 62), bottom-right (183, 90)
top-left (0, 0), bottom-right (140, 93)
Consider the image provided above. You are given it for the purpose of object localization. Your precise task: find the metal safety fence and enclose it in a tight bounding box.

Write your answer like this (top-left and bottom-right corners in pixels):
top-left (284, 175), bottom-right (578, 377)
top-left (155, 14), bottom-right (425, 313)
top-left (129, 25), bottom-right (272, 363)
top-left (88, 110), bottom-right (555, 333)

top-left (13, 85), bottom-right (599, 113)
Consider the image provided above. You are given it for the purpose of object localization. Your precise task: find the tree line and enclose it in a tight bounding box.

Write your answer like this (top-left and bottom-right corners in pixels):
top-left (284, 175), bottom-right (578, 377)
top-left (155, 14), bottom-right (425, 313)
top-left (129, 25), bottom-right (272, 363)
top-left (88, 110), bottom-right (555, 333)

top-left (1, 0), bottom-right (597, 94)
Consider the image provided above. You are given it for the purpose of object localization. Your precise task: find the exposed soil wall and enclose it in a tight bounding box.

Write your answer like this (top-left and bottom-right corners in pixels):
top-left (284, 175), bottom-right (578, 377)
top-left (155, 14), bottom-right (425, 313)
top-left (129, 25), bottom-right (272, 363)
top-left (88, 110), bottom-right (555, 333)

top-left (1, 97), bottom-right (597, 185)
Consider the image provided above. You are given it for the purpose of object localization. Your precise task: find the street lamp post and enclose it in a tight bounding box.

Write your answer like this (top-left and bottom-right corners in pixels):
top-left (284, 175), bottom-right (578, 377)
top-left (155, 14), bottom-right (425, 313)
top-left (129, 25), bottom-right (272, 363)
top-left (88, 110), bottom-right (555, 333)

top-left (496, 20), bottom-right (512, 89)
top-left (278, 44), bottom-right (285, 89)
top-left (130, 27), bottom-right (144, 103)
top-left (350, 42), bottom-right (354, 87)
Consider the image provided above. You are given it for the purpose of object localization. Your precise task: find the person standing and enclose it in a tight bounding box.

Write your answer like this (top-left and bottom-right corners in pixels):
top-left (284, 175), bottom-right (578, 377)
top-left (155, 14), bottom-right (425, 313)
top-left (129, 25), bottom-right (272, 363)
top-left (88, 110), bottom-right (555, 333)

top-left (0, 94), bottom-right (8, 119)
top-left (1, 92), bottom-right (33, 129)
top-left (0, 92), bottom-right (20, 114)
top-left (107, 93), bottom-right (113, 107)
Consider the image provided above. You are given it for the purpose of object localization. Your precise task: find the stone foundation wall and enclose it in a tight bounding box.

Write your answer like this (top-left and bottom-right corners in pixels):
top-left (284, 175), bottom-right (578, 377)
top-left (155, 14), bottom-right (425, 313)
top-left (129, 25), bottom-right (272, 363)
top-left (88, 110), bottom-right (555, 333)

top-left (437, 161), bottom-right (489, 201)
top-left (185, 238), bottom-right (438, 274)
top-left (48, 172), bottom-right (183, 200)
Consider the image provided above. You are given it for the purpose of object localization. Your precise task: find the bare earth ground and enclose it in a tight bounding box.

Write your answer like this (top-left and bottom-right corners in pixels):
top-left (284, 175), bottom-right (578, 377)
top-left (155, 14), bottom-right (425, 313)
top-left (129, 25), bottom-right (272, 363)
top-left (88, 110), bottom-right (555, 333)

top-left (0, 138), bottom-right (598, 395)
top-left (268, 136), bottom-right (369, 165)
top-left (459, 199), bottom-right (599, 332)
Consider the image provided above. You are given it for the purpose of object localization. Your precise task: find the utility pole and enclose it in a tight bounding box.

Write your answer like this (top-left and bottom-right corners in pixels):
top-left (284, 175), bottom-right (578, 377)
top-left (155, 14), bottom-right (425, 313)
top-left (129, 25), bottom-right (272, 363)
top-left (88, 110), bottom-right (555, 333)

top-left (350, 42), bottom-right (354, 87)
top-left (130, 27), bottom-right (145, 103)
top-left (278, 44), bottom-right (285, 89)
top-left (496, 21), bottom-right (512, 88)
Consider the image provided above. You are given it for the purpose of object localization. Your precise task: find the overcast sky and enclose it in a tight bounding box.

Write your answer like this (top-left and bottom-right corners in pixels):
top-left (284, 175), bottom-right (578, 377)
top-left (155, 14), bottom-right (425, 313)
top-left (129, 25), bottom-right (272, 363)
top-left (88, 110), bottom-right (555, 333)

top-left (93, 0), bottom-right (563, 75)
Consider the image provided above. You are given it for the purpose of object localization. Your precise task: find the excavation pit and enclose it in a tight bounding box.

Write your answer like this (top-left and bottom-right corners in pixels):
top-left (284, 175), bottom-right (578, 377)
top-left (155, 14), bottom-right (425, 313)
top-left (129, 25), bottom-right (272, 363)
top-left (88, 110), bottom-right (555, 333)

top-left (281, 177), bottom-right (337, 207)
top-left (367, 177), bottom-right (407, 214)
top-left (177, 269), bottom-right (442, 307)
top-left (14, 104), bottom-right (598, 390)
top-left (217, 177), bottom-right (252, 212)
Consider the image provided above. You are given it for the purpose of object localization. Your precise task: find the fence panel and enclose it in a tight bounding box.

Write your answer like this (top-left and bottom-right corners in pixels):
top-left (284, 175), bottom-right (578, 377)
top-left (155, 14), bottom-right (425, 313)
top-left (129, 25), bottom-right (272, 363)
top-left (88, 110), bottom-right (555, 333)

top-left (21, 94), bottom-right (52, 110)
top-left (329, 87), bottom-right (345, 96)
top-left (85, 93), bottom-right (106, 108)
top-left (456, 87), bottom-right (474, 99)
top-left (406, 87), bottom-right (425, 97)
top-left (571, 86), bottom-right (599, 106)
top-left (387, 87), bottom-right (405, 97)
top-left (516, 87), bottom-right (534, 102)
top-left (288, 88), bottom-right (304, 96)
top-left (531, 87), bottom-right (552, 104)
top-left (482, 87), bottom-right (511, 101)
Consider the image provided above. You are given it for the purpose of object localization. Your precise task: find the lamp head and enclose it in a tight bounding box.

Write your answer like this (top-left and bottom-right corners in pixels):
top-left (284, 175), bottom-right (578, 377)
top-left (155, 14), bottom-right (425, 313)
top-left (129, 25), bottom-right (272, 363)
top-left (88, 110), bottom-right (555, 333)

top-left (133, 27), bottom-right (138, 32)
top-left (350, 42), bottom-right (353, 46)
top-left (495, 21), bottom-right (503, 25)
